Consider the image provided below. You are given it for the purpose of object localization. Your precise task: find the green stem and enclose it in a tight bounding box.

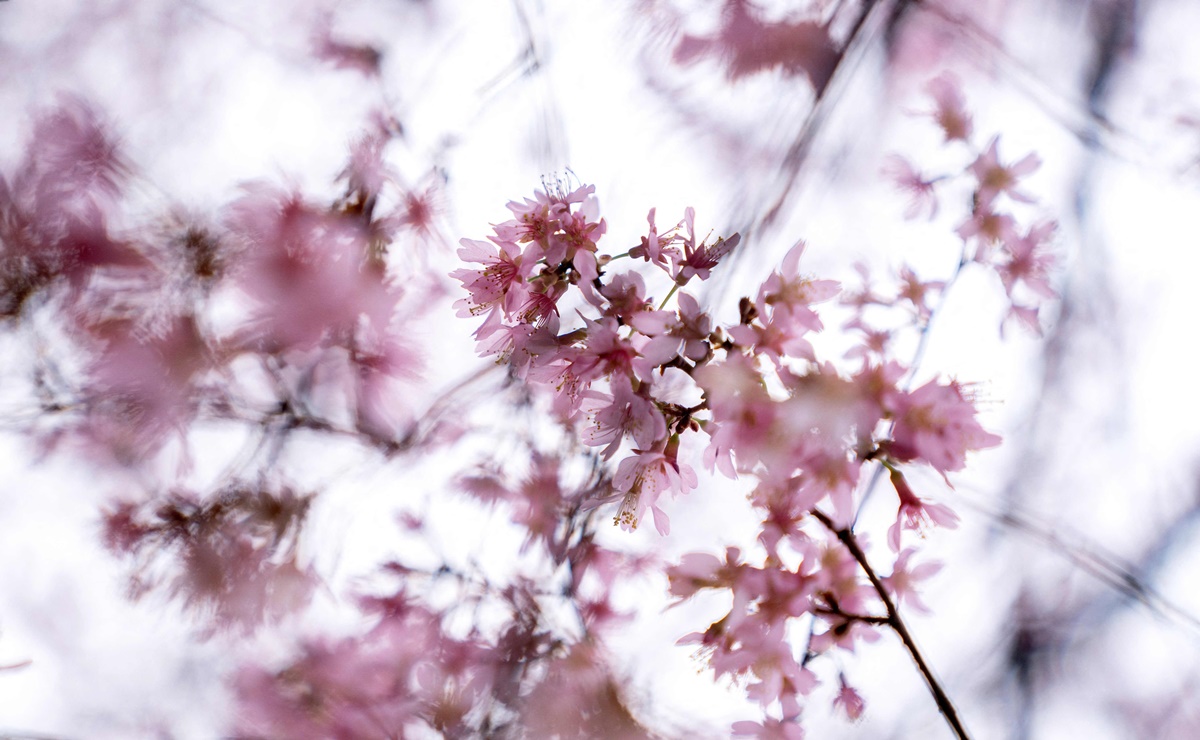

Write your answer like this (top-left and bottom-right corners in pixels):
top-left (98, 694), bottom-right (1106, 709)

top-left (658, 282), bottom-right (681, 311)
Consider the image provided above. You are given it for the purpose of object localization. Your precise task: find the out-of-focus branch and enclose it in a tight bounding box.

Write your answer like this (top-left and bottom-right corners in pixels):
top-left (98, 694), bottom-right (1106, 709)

top-left (957, 492), bottom-right (1200, 635)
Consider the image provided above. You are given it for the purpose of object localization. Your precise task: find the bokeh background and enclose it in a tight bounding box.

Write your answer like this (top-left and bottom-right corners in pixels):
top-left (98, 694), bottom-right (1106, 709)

top-left (3, 0), bottom-right (1200, 737)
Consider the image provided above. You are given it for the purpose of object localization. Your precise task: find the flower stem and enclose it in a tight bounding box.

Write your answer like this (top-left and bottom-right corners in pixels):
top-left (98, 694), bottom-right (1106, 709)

top-left (658, 282), bottom-right (681, 311)
top-left (812, 510), bottom-right (972, 740)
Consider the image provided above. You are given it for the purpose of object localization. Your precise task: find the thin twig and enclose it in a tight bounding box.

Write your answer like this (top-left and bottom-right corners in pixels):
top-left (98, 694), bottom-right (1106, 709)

top-left (813, 510), bottom-right (972, 740)
top-left (853, 246), bottom-right (970, 526)
top-left (902, 248), bottom-right (969, 393)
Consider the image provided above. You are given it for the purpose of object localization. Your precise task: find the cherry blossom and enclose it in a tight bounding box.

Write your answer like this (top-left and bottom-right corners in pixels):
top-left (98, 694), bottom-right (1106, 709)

top-left (926, 72), bottom-right (974, 143)
top-left (0, 37), bottom-right (1078, 735)
top-left (451, 238), bottom-right (529, 320)
top-left (882, 547), bottom-right (945, 613)
top-left (579, 375), bottom-right (667, 459)
top-left (957, 206), bottom-right (1020, 260)
top-left (888, 379), bottom-right (1002, 474)
top-left (887, 467), bottom-right (961, 552)
top-left (630, 291), bottom-right (712, 364)
top-left (628, 207), bottom-right (679, 268)
top-left (671, 207), bottom-right (741, 283)
top-left (671, 0), bottom-right (839, 91)
top-left (882, 154), bottom-right (940, 220)
top-left (612, 445), bottom-right (697, 534)
top-left (225, 185), bottom-right (397, 352)
top-left (969, 136), bottom-right (1043, 207)
top-left (832, 677), bottom-right (866, 721)
top-left (446, 165), bottom-right (1039, 735)
top-left (997, 220), bottom-right (1058, 300)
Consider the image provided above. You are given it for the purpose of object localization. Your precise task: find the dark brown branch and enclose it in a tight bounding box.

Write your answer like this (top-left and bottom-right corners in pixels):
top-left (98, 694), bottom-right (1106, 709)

top-left (812, 510), bottom-right (972, 740)
top-left (812, 606), bottom-right (890, 625)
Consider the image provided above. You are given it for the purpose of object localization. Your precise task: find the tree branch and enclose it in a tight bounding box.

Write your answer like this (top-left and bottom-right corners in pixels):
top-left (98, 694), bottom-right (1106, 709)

top-left (813, 509), bottom-right (972, 740)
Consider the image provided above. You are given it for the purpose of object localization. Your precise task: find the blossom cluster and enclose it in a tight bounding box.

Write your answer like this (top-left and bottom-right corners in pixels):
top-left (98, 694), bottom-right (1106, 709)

top-left (454, 195), bottom-right (1015, 732)
top-left (0, 96), bottom-right (669, 738)
top-left (103, 485), bottom-right (315, 630)
top-left (0, 56), bottom-right (1062, 735)
top-left (454, 187), bottom-right (1005, 516)
top-left (0, 98), bottom-right (443, 630)
top-left (451, 76), bottom-right (1058, 735)
top-left (235, 581), bottom-right (648, 738)
top-left (234, 450), bottom-right (659, 738)
top-left (885, 72), bottom-right (1058, 333)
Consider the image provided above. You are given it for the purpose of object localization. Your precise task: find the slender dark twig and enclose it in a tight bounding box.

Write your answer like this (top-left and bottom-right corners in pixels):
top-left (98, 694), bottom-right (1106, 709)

top-left (852, 245), bottom-right (970, 526)
top-left (813, 510), bottom-right (972, 740)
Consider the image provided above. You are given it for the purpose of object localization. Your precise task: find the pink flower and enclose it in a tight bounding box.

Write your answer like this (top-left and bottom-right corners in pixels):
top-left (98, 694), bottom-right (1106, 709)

top-left (672, 0), bottom-right (838, 91)
top-left (896, 265), bottom-right (945, 322)
top-left (756, 242), bottom-right (840, 327)
top-left (731, 717), bottom-right (806, 740)
top-left (832, 677), bottom-right (866, 721)
top-left (597, 270), bottom-right (651, 323)
top-left (723, 243), bottom-right (840, 364)
top-left (809, 538), bottom-right (875, 623)
top-left (107, 486), bottom-right (314, 631)
top-left (311, 15), bottom-right (382, 76)
top-left (451, 238), bottom-right (528, 320)
top-left (738, 626), bottom-right (818, 708)
top-left (337, 128), bottom-right (395, 204)
top-left (667, 547), bottom-right (745, 599)
top-left (495, 183), bottom-right (605, 266)
top-left (519, 643), bottom-right (646, 738)
top-left (393, 182), bottom-right (443, 238)
top-left (844, 318), bottom-right (893, 362)
top-left (353, 335), bottom-right (422, 438)
top-left (234, 605), bottom-right (457, 736)
top-left (888, 379), bottom-right (1002, 473)
top-left (557, 189), bottom-right (607, 256)
top-left (886, 468), bottom-right (960, 552)
top-left (496, 188), bottom-right (570, 245)
top-left (693, 352), bottom-right (776, 478)
top-left (612, 447), bottom-right (698, 535)
top-left (568, 316), bottom-right (653, 385)
top-left (630, 291), bottom-right (713, 365)
top-left (579, 375), bottom-right (667, 459)
top-left (883, 155), bottom-right (939, 220)
top-left (882, 547), bottom-right (944, 613)
top-left (0, 97), bottom-right (143, 315)
top-left (926, 72), bottom-right (973, 143)
top-left (629, 207), bottom-right (680, 269)
top-left (957, 207), bottom-right (1019, 261)
top-left (784, 363), bottom-right (879, 455)
top-left (225, 185), bottom-right (396, 351)
top-left (755, 493), bottom-right (818, 558)
top-left (671, 207), bottom-right (740, 282)
top-left (728, 307), bottom-right (818, 365)
top-left (514, 271), bottom-right (568, 326)
top-left (840, 262), bottom-right (888, 311)
top-left (968, 136), bottom-right (1041, 207)
top-left (1004, 302), bottom-right (1043, 336)
top-left (509, 453), bottom-right (571, 553)
top-left (471, 309), bottom-right (561, 377)
top-left (997, 220), bottom-right (1057, 300)
top-left (84, 315), bottom-right (209, 460)
top-left (789, 447), bottom-right (864, 525)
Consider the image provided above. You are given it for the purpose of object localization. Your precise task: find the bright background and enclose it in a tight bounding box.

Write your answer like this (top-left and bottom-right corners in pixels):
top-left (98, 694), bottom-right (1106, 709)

top-left (3, 0), bottom-right (1200, 737)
